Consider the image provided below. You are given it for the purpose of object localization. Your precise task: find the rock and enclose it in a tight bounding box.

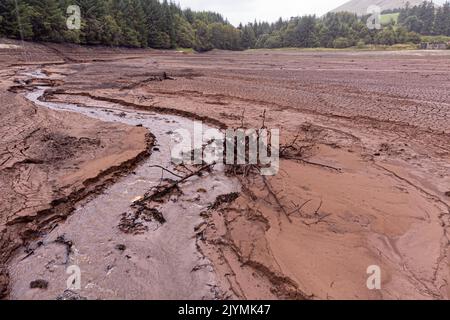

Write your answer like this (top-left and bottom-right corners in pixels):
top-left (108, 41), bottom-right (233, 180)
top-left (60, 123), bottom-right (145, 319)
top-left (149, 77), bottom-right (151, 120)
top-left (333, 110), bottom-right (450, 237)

top-left (56, 290), bottom-right (87, 300)
top-left (131, 196), bottom-right (143, 203)
top-left (115, 244), bottom-right (126, 252)
top-left (30, 279), bottom-right (49, 289)
top-left (208, 192), bottom-right (240, 210)
top-left (0, 266), bottom-right (9, 298)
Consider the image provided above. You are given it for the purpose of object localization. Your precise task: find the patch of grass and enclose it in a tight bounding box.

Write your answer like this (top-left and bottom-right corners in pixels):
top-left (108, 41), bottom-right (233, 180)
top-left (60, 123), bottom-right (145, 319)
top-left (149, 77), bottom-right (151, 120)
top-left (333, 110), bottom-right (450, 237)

top-left (388, 43), bottom-right (420, 50)
top-left (247, 47), bottom-right (345, 52)
top-left (175, 47), bottom-right (195, 54)
top-left (247, 43), bottom-right (419, 52)
top-left (360, 43), bottom-right (418, 51)
top-left (421, 35), bottom-right (450, 44)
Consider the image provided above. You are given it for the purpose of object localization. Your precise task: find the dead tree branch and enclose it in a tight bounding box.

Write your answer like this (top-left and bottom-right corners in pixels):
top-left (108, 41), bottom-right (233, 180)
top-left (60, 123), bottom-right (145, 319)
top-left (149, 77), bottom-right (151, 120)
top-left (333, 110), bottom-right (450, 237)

top-left (149, 165), bottom-right (184, 179)
top-left (136, 163), bottom-right (215, 205)
top-left (262, 176), bottom-right (292, 223)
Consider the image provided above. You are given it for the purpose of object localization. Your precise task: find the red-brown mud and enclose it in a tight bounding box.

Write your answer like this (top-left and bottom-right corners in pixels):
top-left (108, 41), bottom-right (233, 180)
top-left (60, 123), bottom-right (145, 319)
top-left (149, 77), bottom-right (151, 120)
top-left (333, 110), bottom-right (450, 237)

top-left (1, 39), bottom-right (449, 299)
top-left (0, 40), bottom-right (151, 298)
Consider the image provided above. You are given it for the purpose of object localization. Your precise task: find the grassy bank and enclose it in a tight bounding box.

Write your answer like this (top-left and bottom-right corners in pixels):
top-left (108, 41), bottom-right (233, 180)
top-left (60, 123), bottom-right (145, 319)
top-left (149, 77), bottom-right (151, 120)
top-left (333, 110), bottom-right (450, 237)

top-left (246, 43), bottom-right (422, 52)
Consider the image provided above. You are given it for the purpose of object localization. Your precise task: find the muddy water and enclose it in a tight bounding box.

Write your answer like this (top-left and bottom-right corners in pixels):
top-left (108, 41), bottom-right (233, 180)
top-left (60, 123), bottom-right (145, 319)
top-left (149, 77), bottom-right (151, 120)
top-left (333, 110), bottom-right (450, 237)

top-left (8, 74), bottom-right (239, 300)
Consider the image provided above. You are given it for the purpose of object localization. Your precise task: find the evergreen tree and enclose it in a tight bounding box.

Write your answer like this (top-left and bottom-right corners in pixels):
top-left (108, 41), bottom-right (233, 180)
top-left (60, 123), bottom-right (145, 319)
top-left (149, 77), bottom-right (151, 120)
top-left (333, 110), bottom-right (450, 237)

top-left (174, 13), bottom-right (195, 48)
top-left (0, 0), bottom-right (33, 40)
top-left (404, 15), bottom-right (424, 33)
top-left (28, 0), bottom-right (66, 42)
top-left (416, 1), bottom-right (435, 34)
top-left (74, 0), bottom-right (107, 44)
top-left (241, 25), bottom-right (256, 49)
top-left (142, 0), bottom-right (171, 49)
top-left (193, 19), bottom-right (212, 52)
top-left (100, 14), bottom-right (122, 46)
top-left (434, 2), bottom-right (450, 36)
top-left (0, 0), bottom-right (448, 51)
top-left (160, 0), bottom-right (176, 48)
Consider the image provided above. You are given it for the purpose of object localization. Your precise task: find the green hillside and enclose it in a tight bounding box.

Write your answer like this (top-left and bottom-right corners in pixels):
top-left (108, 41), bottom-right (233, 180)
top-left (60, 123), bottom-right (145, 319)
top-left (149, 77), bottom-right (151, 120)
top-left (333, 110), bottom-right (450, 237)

top-left (380, 13), bottom-right (400, 25)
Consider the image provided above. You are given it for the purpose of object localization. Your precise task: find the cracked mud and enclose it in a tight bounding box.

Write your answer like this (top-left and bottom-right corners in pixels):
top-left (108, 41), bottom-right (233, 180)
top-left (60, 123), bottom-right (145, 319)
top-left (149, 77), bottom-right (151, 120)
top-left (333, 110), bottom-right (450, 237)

top-left (0, 40), bottom-right (449, 300)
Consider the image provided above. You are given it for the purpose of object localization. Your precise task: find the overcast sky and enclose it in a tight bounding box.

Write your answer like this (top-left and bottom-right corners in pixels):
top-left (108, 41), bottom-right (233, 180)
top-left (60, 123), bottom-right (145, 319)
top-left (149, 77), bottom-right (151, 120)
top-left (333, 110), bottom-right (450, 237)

top-left (176, 0), bottom-right (350, 25)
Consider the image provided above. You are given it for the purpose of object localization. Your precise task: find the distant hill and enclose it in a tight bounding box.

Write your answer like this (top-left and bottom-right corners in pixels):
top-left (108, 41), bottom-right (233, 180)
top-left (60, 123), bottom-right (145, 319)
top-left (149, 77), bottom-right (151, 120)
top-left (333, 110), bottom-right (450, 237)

top-left (330, 0), bottom-right (442, 16)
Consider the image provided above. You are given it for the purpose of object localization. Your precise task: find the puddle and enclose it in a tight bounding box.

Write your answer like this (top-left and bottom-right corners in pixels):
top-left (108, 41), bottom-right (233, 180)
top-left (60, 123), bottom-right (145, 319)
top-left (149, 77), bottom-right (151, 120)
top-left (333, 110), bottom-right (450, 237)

top-left (21, 70), bottom-right (47, 79)
top-left (8, 71), bottom-right (239, 300)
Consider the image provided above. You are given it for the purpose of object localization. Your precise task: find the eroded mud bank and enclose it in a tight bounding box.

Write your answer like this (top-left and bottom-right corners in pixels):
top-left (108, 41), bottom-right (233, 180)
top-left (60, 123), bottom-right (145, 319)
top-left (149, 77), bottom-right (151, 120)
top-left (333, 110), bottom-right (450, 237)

top-left (2, 42), bottom-right (450, 300)
top-left (7, 71), bottom-right (239, 300)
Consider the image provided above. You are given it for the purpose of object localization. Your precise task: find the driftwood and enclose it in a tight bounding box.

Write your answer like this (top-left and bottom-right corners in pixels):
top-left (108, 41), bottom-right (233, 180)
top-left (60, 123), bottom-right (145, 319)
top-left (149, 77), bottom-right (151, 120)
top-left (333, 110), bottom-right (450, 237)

top-left (262, 176), bottom-right (292, 223)
top-left (280, 129), bottom-right (341, 172)
top-left (118, 163), bottom-right (215, 234)
top-left (208, 192), bottom-right (240, 210)
top-left (149, 165), bottom-right (184, 179)
top-left (136, 163), bottom-right (215, 205)
top-left (286, 198), bottom-right (331, 226)
top-left (282, 156), bottom-right (341, 172)
top-left (54, 234), bottom-right (73, 265)
top-left (119, 207), bottom-right (165, 234)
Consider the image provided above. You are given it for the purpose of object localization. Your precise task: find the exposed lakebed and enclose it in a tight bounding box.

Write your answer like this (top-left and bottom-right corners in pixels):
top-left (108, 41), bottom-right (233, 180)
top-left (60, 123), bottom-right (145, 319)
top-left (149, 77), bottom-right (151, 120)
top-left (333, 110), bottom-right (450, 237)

top-left (8, 70), bottom-right (239, 300)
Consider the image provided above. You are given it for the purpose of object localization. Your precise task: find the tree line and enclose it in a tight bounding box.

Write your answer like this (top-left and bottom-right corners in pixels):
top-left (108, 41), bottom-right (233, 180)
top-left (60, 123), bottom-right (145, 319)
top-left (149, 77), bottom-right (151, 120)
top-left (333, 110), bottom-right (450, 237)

top-left (398, 1), bottom-right (450, 36)
top-left (0, 0), bottom-right (241, 50)
top-left (0, 0), bottom-right (449, 51)
top-left (240, 1), bottom-right (450, 49)
top-left (240, 12), bottom-right (420, 49)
